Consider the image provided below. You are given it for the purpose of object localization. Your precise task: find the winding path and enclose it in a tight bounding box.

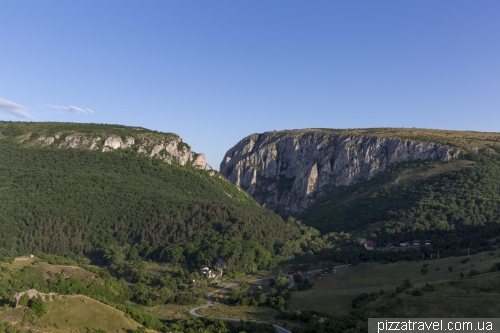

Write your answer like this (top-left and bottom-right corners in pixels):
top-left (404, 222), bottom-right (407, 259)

top-left (189, 274), bottom-right (294, 333)
top-left (189, 269), bottom-right (324, 333)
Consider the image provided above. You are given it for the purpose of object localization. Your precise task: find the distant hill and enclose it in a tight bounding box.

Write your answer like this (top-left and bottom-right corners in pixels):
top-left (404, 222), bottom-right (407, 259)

top-left (0, 121), bottom-right (311, 271)
top-left (220, 128), bottom-right (500, 240)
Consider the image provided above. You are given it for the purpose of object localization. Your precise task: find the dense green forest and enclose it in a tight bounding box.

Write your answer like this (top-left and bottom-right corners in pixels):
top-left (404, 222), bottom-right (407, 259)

top-left (299, 148), bottom-right (500, 243)
top-left (0, 122), bottom-right (333, 273)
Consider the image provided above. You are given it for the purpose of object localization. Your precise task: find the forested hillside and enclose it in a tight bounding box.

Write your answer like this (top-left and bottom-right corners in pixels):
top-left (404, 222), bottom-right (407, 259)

top-left (0, 121), bottom-right (323, 272)
top-left (299, 147), bottom-right (500, 244)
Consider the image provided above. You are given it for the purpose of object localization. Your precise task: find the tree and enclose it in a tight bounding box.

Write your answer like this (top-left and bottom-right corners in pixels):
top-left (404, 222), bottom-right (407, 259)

top-left (18, 294), bottom-right (29, 307)
top-left (293, 274), bottom-right (303, 283)
top-left (29, 297), bottom-right (48, 317)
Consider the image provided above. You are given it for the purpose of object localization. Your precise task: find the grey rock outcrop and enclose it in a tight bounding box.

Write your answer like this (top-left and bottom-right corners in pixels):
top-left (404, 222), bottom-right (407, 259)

top-left (220, 131), bottom-right (461, 214)
top-left (14, 289), bottom-right (57, 307)
top-left (36, 134), bottom-right (211, 170)
top-left (39, 136), bottom-right (55, 146)
top-left (192, 153), bottom-right (211, 170)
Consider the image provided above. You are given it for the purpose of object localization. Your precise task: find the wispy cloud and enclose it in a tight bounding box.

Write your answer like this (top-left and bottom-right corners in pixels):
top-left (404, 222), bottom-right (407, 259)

top-left (0, 97), bottom-right (35, 120)
top-left (48, 104), bottom-right (95, 115)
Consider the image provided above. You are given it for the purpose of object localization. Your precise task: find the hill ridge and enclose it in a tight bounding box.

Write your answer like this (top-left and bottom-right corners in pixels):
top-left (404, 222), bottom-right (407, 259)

top-left (0, 121), bottom-right (211, 170)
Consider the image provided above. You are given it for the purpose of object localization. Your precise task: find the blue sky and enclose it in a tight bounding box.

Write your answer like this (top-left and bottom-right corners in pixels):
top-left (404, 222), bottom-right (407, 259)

top-left (1, 1), bottom-right (499, 169)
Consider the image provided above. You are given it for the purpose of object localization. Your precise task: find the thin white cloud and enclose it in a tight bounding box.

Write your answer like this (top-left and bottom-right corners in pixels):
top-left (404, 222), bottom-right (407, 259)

top-left (0, 97), bottom-right (35, 120)
top-left (48, 104), bottom-right (95, 115)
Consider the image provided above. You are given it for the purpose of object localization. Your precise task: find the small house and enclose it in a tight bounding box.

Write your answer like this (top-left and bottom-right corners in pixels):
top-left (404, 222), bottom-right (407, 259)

top-left (425, 240), bottom-right (431, 245)
top-left (199, 266), bottom-right (215, 278)
top-left (364, 240), bottom-right (376, 250)
top-left (412, 240), bottom-right (421, 246)
top-left (400, 242), bottom-right (409, 247)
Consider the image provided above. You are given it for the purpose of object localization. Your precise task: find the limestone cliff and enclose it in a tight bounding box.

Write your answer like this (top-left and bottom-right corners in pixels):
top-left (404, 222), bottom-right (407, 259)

top-left (35, 133), bottom-right (211, 170)
top-left (220, 130), bottom-right (461, 214)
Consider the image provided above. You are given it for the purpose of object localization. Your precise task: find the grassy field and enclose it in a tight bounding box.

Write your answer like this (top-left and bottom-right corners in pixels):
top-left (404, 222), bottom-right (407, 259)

top-left (200, 304), bottom-right (279, 322)
top-left (366, 273), bottom-right (500, 318)
top-left (275, 128), bottom-right (500, 150)
top-left (287, 250), bottom-right (500, 316)
top-left (0, 295), bottom-right (142, 333)
top-left (134, 303), bottom-right (194, 321)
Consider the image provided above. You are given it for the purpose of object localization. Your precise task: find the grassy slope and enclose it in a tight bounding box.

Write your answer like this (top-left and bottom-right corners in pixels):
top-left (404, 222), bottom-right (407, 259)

top-left (0, 258), bottom-right (144, 333)
top-left (37, 295), bottom-right (142, 333)
top-left (366, 274), bottom-right (500, 318)
top-left (200, 305), bottom-right (280, 323)
top-left (0, 295), bottom-right (143, 333)
top-left (287, 249), bottom-right (500, 316)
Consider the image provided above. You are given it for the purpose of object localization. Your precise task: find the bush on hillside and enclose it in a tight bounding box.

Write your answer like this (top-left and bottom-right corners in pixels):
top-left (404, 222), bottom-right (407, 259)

top-left (396, 279), bottom-right (413, 294)
top-left (29, 297), bottom-right (48, 317)
top-left (18, 294), bottom-right (29, 307)
top-left (490, 262), bottom-right (500, 272)
top-left (468, 269), bottom-right (480, 277)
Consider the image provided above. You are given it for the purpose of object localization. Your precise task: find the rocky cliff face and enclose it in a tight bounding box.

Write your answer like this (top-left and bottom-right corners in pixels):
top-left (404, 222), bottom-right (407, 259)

top-left (220, 130), bottom-right (461, 214)
top-left (36, 133), bottom-right (211, 170)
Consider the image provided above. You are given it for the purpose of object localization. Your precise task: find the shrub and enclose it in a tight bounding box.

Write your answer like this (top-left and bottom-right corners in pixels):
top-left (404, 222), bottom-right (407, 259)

top-left (411, 289), bottom-right (423, 296)
top-left (351, 292), bottom-right (379, 308)
top-left (469, 269), bottom-right (480, 277)
top-left (396, 279), bottom-right (413, 294)
top-left (297, 279), bottom-right (314, 291)
top-left (293, 274), bottom-right (304, 284)
top-left (448, 266), bottom-right (453, 272)
top-left (174, 292), bottom-right (196, 305)
top-left (422, 283), bottom-right (435, 292)
top-left (29, 297), bottom-right (48, 317)
top-left (490, 262), bottom-right (500, 272)
top-left (421, 268), bottom-right (428, 274)
top-left (386, 291), bottom-right (397, 299)
top-left (19, 294), bottom-right (30, 307)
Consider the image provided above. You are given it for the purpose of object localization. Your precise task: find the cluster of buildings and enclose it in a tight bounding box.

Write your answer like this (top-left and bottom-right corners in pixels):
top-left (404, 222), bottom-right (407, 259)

top-left (198, 258), bottom-right (226, 279)
top-left (364, 239), bottom-right (432, 251)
